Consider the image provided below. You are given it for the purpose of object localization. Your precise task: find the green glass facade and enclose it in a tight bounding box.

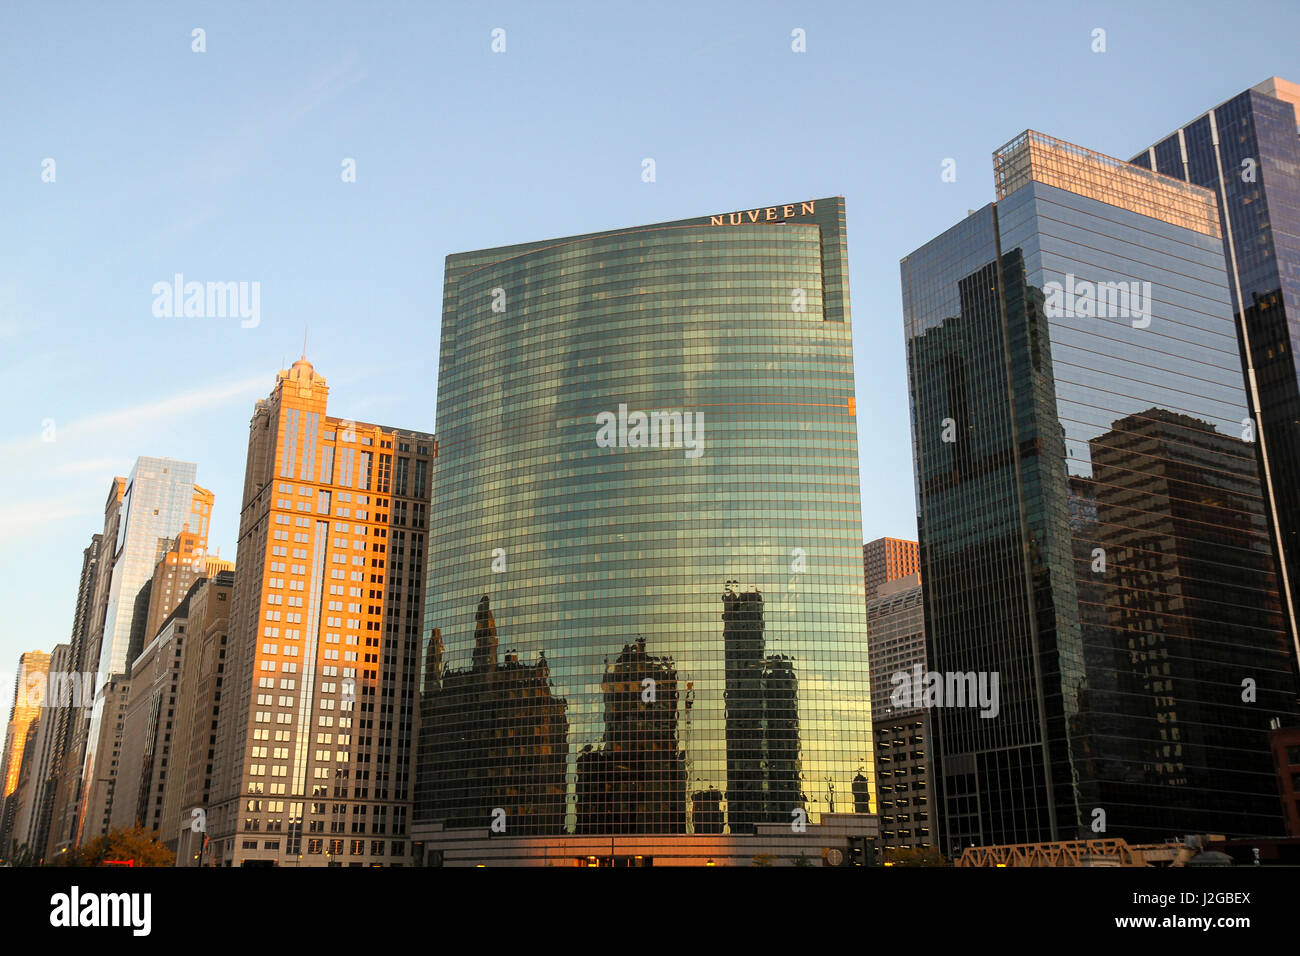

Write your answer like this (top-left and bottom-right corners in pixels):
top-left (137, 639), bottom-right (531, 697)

top-left (417, 198), bottom-right (873, 844)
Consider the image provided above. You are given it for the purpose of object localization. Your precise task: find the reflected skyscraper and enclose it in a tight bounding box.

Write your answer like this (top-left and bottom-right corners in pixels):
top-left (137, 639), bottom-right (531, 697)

top-left (420, 596), bottom-right (569, 835)
top-left (722, 586), bottom-right (802, 831)
top-left (575, 637), bottom-right (685, 834)
top-left (902, 131), bottom-right (1299, 848)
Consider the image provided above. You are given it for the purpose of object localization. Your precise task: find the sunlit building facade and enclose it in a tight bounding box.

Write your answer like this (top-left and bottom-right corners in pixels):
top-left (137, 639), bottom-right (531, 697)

top-left (863, 536), bottom-right (921, 599)
top-left (416, 198), bottom-right (875, 866)
top-left (76, 459), bottom-right (212, 844)
top-left (902, 131), bottom-right (1298, 850)
top-left (0, 650), bottom-right (52, 858)
top-left (207, 359), bottom-right (433, 866)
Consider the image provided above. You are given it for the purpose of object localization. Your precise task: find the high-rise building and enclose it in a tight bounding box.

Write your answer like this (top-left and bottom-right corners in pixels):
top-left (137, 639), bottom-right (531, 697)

top-left (82, 674), bottom-right (132, 843)
top-left (207, 359), bottom-right (433, 866)
top-left (110, 586), bottom-right (194, 835)
top-left (45, 535), bottom-right (101, 859)
top-left (168, 570), bottom-right (234, 864)
top-left (0, 650), bottom-right (52, 858)
top-left (9, 643), bottom-right (72, 862)
top-left (1269, 722), bottom-right (1300, 837)
top-left (863, 536), bottom-right (921, 599)
top-left (416, 198), bottom-right (876, 866)
top-left (867, 575), bottom-right (935, 852)
top-left (76, 459), bottom-right (212, 844)
top-left (1131, 78), bottom-right (1300, 657)
top-left (901, 131), bottom-right (1298, 850)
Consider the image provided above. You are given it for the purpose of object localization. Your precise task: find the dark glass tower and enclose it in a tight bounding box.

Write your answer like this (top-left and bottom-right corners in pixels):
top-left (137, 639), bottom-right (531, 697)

top-left (416, 199), bottom-right (873, 864)
top-left (1131, 78), bottom-right (1300, 660)
top-left (902, 132), bottom-right (1299, 850)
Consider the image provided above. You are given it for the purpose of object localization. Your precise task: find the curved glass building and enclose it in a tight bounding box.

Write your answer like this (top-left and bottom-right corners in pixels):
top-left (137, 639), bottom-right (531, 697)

top-left (415, 198), bottom-right (875, 865)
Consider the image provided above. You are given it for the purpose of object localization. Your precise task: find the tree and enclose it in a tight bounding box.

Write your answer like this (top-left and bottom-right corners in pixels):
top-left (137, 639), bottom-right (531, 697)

top-left (4, 842), bottom-right (41, 867)
top-left (751, 853), bottom-right (776, 867)
top-left (62, 826), bottom-right (175, 867)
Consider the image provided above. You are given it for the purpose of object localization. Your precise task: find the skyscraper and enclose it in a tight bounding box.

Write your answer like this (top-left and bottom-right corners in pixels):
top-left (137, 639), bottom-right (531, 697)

top-left (45, 535), bottom-right (100, 859)
top-left (863, 536), bottom-right (921, 599)
top-left (901, 131), bottom-right (1298, 849)
top-left (1131, 77), bottom-right (1300, 658)
top-left (206, 359), bottom-right (433, 866)
top-left (76, 458), bottom-right (211, 844)
top-left (416, 198), bottom-right (875, 866)
top-left (0, 650), bottom-right (51, 858)
top-left (168, 570), bottom-right (235, 863)
top-left (866, 575), bottom-right (935, 851)
top-left (10, 643), bottom-right (72, 862)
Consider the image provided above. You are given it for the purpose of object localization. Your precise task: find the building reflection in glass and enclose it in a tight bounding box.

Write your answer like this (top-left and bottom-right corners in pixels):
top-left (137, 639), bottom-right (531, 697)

top-left (420, 596), bottom-right (569, 834)
top-left (723, 584), bottom-right (803, 831)
top-left (575, 638), bottom-right (686, 834)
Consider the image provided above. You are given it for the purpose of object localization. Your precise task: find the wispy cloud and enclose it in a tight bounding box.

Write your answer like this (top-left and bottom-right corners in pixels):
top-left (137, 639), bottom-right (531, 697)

top-left (51, 457), bottom-right (133, 477)
top-left (0, 497), bottom-right (96, 539)
top-left (0, 374), bottom-right (269, 460)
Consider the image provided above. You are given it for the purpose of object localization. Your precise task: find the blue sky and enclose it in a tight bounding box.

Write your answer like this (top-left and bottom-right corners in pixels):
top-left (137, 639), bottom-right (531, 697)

top-left (2, 0), bottom-right (1298, 708)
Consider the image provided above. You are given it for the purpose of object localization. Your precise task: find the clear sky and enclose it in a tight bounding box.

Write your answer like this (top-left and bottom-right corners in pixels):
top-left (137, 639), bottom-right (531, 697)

top-left (2, 0), bottom-right (1298, 712)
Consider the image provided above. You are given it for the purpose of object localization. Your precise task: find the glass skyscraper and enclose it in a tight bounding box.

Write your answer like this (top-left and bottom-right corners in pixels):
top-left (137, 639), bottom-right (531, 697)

top-left (1131, 77), bottom-right (1300, 659)
top-left (902, 132), bottom-right (1298, 850)
top-left (77, 456), bottom-right (211, 842)
top-left (416, 198), bottom-right (875, 865)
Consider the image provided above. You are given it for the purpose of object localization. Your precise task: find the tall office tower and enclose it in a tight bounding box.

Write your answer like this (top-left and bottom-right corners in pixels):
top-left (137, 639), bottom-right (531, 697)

top-left (1131, 78), bottom-right (1300, 659)
top-left (168, 570), bottom-right (234, 863)
top-left (45, 535), bottom-right (100, 859)
top-left (0, 650), bottom-right (52, 858)
top-left (76, 459), bottom-right (212, 844)
top-left (901, 131), bottom-right (1299, 849)
top-left (110, 585), bottom-right (193, 834)
top-left (207, 359), bottom-right (433, 867)
top-left (863, 536), bottom-right (921, 599)
top-left (416, 198), bottom-right (875, 866)
top-left (11, 644), bottom-right (72, 862)
top-left (867, 574), bottom-right (935, 852)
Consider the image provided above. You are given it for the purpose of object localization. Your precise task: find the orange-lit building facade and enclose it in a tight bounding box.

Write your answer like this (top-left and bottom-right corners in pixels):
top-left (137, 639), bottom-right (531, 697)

top-left (141, 523), bottom-right (231, 649)
top-left (208, 359), bottom-right (433, 866)
top-left (863, 537), bottom-right (920, 599)
top-left (0, 650), bottom-right (52, 857)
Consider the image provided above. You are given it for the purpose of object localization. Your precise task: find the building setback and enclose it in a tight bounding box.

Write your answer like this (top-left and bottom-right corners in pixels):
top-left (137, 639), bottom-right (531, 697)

top-left (901, 131), bottom-right (1298, 850)
top-left (207, 359), bottom-right (433, 866)
top-left (1131, 77), bottom-right (1300, 660)
top-left (417, 198), bottom-right (875, 866)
